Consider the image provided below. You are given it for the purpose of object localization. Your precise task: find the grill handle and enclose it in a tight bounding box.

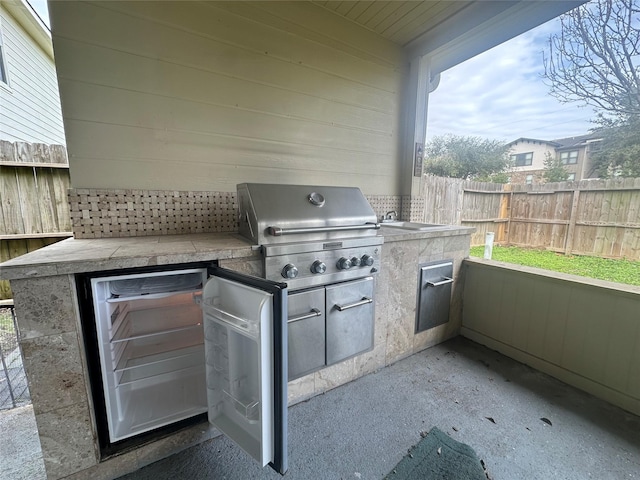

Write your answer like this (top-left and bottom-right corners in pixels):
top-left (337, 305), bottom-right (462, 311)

top-left (268, 223), bottom-right (380, 236)
top-left (335, 296), bottom-right (373, 312)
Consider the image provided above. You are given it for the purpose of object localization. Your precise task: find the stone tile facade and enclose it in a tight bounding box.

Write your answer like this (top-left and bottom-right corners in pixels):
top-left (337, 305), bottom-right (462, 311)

top-left (287, 230), bottom-right (471, 404)
top-left (8, 220), bottom-right (468, 480)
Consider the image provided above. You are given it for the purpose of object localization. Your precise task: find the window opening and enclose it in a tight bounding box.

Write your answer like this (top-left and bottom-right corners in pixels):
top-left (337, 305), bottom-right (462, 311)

top-left (560, 150), bottom-right (578, 164)
top-left (511, 152), bottom-right (533, 167)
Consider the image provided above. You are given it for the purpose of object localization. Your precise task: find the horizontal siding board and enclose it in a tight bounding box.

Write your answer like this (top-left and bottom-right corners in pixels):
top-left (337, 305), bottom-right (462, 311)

top-left (54, 39), bottom-right (394, 134)
top-left (52, 3), bottom-right (398, 113)
top-left (0, 95), bottom-right (65, 141)
top-left (68, 153), bottom-right (396, 193)
top-left (59, 80), bottom-right (394, 155)
top-left (53, 2), bottom-right (399, 94)
top-left (109, 1), bottom-right (401, 91)
top-left (64, 120), bottom-right (398, 192)
top-left (64, 119), bottom-right (394, 170)
top-left (49, 1), bottom-right (404, 192)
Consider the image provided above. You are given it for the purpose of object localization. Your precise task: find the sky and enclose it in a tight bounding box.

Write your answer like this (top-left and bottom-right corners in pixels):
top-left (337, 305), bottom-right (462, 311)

top-left (426, 16), bottom-right (595, 143)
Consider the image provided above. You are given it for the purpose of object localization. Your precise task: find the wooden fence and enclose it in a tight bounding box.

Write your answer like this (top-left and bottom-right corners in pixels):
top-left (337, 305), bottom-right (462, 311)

top-left (420, 175), bottom-right (640, 260)
top-left (0, 140), bottom-right (72, 299)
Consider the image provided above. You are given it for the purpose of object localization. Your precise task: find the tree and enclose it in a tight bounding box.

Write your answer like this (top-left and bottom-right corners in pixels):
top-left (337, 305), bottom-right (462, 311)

top-left (423, 134), bottom-right (512, 180)
top-left (543, 0), bottom-right (640, 121)
top-left (590, 116), bottom-right (640, 177)
top-left (543, 0), bottom-right (640, 177)
top-left (542, 152), bottom-right (570, 183)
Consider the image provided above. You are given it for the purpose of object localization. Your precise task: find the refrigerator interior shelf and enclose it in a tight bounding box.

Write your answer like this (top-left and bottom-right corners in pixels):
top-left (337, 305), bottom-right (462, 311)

top-left (115, 345), bottom-right (205, 385)
top-left (111, 303), bottom-right (203, 343)
top-left (112, 369), bottom-right (207, 442)
top-left (108, 272), bottom-right (203, 297)
top-left (106, 289), bottom-right (202, 303)
top-left (113, 328), bottom-right (203, 373)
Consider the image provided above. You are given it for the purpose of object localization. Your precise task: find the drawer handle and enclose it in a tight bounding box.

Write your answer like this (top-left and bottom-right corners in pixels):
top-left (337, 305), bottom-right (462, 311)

top-left (426, 276), bottom-right (454, 287)
top-left (335, 296), bottom-right (372, 312)
top-left (288, 308), bottom-right (321, 323)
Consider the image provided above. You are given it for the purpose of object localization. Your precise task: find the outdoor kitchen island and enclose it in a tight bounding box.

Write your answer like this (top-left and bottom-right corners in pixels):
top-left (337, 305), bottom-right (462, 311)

top-left (0, 225), bottom-right (472, 480)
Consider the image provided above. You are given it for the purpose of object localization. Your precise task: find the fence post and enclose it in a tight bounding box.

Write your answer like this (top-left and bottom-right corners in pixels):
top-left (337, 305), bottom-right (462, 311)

top-left (498, 184), bottom-right (510, 242)
top-left (564, 189), bottom-right (581, 255)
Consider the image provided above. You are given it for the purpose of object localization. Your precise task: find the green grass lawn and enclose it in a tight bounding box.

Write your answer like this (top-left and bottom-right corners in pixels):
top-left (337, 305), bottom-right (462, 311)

top-left (469, 245), bottom-right (640, 286)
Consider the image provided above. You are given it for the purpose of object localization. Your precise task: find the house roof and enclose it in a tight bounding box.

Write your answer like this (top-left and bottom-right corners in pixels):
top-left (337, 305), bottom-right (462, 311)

top-left (506, 137), bottom-right (561, 147)
top-left (507, 131), bottom-right (604, 150)
top-left (552, 132), bottom-right (603, 149)
top-left (2, 0), bottom-right (53, 59)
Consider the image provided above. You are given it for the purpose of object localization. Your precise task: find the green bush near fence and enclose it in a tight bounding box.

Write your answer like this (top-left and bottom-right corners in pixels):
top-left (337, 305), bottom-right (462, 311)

top-left (470, 246), bottom-right (640, 286)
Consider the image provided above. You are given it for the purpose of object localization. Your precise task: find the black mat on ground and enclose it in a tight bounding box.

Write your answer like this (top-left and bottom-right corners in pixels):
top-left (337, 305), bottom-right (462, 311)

top-left (384, 427), bottom-right (488, 480)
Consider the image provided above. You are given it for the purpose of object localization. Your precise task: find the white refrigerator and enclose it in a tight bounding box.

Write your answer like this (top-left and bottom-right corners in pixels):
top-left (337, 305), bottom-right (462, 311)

top-left (83, 264), bottom-right (288, 474)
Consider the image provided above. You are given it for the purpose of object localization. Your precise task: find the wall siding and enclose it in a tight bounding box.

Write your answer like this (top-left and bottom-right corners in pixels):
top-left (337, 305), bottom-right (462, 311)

top-left (461, 258), bottom-right (640, 416)
top-left (49, 1), bottom-right (407, 194)
top-left (0, 7), bottom-right (66, 145)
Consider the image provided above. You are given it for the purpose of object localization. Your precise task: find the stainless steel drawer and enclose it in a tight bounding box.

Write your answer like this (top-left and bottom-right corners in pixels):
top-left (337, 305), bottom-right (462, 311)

top-left (287, 288), bottom-right (325, 380)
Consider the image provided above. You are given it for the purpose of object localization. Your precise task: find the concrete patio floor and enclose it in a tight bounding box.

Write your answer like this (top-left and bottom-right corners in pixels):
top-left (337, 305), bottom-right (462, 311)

top-left (3, 336), bottom-right (639, 479)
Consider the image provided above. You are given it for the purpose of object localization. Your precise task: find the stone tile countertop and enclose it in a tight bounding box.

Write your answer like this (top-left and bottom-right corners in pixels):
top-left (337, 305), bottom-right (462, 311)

top-left (0, 233), bottom-right (258, 280)
top-left (0, 225), bottom-right (473, 281)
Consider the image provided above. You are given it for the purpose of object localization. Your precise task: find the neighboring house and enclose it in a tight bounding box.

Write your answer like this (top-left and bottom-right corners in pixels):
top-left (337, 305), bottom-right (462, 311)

top-left (0, 0), bottom-right (70, 300)
top-left (507, 132), bottom-right (602, 184)
top-left (0, 0), bottom-right (65, 144)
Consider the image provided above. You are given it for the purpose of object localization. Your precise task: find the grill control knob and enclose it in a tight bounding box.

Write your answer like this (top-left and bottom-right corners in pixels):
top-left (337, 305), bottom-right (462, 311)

top-left (282, 264), bottom-right (299, 279)
top-left (350, 256), bottom-right (361, 267)
top-left (311, 260), bottom-right (327, 274)
top-left (361, 254), bottom-right (375, 267)
top-left (336, 257), bottom-right (352, 270)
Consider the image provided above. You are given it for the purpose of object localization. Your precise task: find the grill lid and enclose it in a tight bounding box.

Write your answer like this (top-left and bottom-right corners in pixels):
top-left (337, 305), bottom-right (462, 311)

top-left (237, 183), bottom-right (380, 245)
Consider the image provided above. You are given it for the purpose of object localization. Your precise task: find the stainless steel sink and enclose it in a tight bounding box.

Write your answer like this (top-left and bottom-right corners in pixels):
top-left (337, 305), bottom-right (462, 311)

top-left (380, 221), bottom-right (444, 230)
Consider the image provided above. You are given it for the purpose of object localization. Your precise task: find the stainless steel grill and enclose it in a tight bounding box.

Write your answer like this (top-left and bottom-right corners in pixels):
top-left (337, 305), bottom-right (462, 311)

top-left (236, 183), bottom-right (383, 290)
top-left (236, 183), bottom-right (383, 380)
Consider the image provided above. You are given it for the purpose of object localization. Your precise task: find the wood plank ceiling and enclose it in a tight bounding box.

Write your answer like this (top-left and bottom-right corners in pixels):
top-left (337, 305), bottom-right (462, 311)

top-left (313, 1), bottom-right (472, 47)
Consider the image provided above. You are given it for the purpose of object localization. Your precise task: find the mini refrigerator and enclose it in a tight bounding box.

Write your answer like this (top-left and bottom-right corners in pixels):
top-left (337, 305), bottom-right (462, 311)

top-left (77, 264), bottom-right (288, 474)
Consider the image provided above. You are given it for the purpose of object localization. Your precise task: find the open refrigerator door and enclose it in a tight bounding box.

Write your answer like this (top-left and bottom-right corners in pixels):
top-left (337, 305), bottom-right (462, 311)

top-left (201, 266), bottom-right (288, 474)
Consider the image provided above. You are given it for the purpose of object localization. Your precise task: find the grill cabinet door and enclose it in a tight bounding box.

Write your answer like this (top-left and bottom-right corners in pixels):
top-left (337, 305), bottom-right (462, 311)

top-left (201, 266), bottom-right (287, 474)
top-left (288, 288), bottom-right (325, 380)
top-left (326, 277), bottom-right (374, 365)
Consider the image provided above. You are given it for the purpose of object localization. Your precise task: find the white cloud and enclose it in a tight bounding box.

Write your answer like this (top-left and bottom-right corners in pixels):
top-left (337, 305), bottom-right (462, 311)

top-left (426, 17), bottom-right (595, 143)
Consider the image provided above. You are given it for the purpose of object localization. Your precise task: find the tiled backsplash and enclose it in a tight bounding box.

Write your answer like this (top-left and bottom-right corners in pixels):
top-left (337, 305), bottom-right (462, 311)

top-left (68, 188), bottom-right (423, 238)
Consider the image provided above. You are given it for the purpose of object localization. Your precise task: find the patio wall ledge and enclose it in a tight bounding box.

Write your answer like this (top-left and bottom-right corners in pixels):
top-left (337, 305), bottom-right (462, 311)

top-left (461, 257), bottom-right (640, 417)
